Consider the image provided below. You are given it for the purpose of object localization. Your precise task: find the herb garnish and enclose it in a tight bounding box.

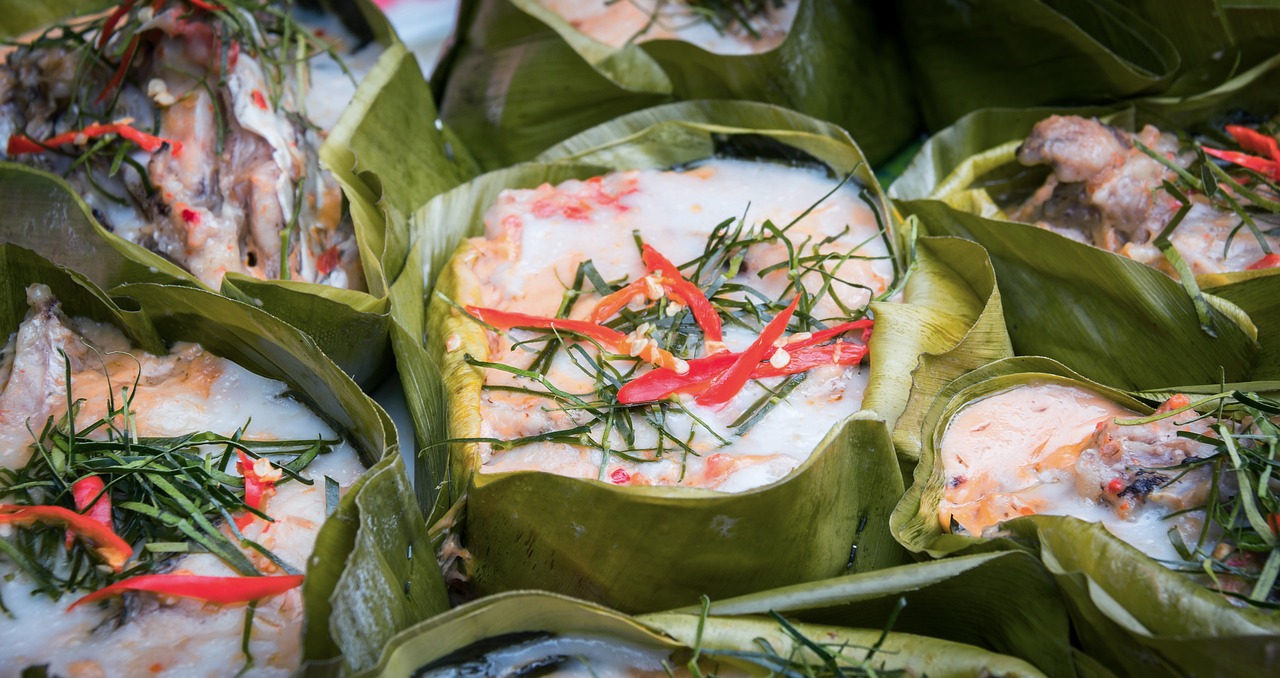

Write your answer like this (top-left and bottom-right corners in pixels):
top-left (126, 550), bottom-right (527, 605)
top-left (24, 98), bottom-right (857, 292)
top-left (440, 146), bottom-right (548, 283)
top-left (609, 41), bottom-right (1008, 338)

top-left (0, 350), bottom-right (336, 600)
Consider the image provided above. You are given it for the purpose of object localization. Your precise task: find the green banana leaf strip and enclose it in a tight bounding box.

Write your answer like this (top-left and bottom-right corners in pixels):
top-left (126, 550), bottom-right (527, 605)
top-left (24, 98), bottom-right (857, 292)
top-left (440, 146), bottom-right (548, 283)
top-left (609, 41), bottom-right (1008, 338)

top-left (899, 199), bottom-right (1258, 390)
top-left (433, 0), bottom-right (917, 168)
top-left (357, 590), bottom-right (1047, 678)
top-left (663, 551), bottom-right (1078, 677)
top-left (393, 101), bottom-right (1012, 613)
top-left (892, 356), bottom-right (1280, 675)
top-left (644, 612), bottom-right (1048, 678)
top-left (894, 0), bottom-right (1179, 130)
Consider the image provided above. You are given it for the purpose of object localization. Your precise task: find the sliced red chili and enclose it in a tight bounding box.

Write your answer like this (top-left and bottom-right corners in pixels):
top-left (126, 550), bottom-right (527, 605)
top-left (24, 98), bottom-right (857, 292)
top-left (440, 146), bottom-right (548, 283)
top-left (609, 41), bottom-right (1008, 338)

top-left (696, 296), bottom-right (800, 408)
top-left (617, 319), bottom-right (873, 404)
top-left (0, 505), bottom-right (131, 572)
top-left (466, 306), bottom-right (684, 371)
top-left (8, 122), bottom-right (182, 157)
top-left (96, 34), bottom-right (142, 104)
top-left (587, 279), bottom-right (650, 324)
top-left (749, 342), bottom-right (869, 379)
top-left (316, 245), bottom-right (341, 277)
top-left (67, 476), bottom-right (113, 550)
top-left (97, 0), bottom-right (136, 50)
top-left (1202, 147), bottom-right (1280, 181)
top-left (1226, 125), bottom-right (1280, 164)
top-left (235, 451), bottom-right (280, 531)
top-left (1246, 253), bottom-right (1280, 271)
top-left (641, 245), bottom-right (723, 346)
top-left (188, 0), bottom-right (226, 11)
top-left (68, 573), bottom-right (303, 610)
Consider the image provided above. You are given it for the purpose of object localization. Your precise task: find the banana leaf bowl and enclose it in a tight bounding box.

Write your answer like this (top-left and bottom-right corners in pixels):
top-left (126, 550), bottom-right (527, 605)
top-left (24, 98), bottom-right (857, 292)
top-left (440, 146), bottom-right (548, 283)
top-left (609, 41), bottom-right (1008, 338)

top-left (430, 0), bottom-right (918, 170)
top-left (388, 100), bottom-right (1012, 613)
top-left (0, 2), bottom-right (478, 387)
top-left (0, 245), bottom-right (447, 675)
top-left (358, 588), bottom-right (1048, 677)
top-left (884, 55), bottom-right (1280, 389)
top-left (891, 356), bottom-right (1280, 676)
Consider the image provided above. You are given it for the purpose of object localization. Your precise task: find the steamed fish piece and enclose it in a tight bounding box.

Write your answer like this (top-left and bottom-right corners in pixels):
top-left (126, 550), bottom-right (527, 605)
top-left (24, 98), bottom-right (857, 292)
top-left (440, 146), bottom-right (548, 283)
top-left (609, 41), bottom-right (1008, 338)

top-left (0, 1), bottom-right (366, 288)
top-left (1010, 115), bottom-right (1280, 275)
top-left (0, 284), bottom-right (363, 677)
top-left (540, 0), bottom-right (798, 54)
top-left (455, 159), bottom-right (891, 492)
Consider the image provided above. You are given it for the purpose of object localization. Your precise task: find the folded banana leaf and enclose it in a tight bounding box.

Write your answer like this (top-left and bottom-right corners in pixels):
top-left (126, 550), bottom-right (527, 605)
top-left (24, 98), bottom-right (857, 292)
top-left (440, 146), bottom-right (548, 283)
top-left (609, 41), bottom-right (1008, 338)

top-left (0, 4), bottom-right (474, 387)
top-left (389, 100), bottom-right (1011, 612)
top-left (356, 590), bottom-right (1048, 677)
top-left (431, 0), bottom-right (917, 169)
top-left (895, 0), bottom-right (1280, 131)
top-left (885, 58), bottom-right (1280, 387)
top-left (0, 245), bottom-right (447, 674)
top-left (891, 356), bottom-right (1280, 676)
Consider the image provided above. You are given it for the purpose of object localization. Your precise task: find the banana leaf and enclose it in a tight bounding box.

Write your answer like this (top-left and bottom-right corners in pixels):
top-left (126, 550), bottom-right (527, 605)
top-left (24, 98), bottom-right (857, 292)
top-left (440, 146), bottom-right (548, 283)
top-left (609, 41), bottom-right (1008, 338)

top-left (664, 551), bottom-right (1084, 677)
top-left (0, 0), bottom-right (110, 38)
top-left (389, 100), bottom-right (1011, 612)
top-left (357, 590), bottom-right (1047, 677)
top-left (431, 0), bottom-right (917, 169)
top-left (0, 245), bottom-right (448, 674)
top-left (891, 356), bottom-right (1280, 676)
top-left (0, 5), bottom-right (473, 387)
top-left (894, 0), bottom-right (1280, 131)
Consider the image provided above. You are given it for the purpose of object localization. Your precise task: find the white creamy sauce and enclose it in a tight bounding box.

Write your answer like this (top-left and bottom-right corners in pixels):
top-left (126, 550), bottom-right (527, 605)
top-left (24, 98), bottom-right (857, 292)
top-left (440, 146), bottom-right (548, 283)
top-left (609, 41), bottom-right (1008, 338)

top-left (938, 382), bottom-right (1206, 564)
top-left (540, 0), bottom-right (799, 54)
top-left (0, 287), bottom-right (363, 677)
top-left (462, 159), bottom-right (892, 492)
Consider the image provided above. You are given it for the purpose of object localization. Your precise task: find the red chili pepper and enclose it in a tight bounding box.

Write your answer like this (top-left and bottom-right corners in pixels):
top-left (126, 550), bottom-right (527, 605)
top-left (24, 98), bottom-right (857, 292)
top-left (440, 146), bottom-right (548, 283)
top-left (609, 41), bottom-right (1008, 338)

top-left (316, 246), bottom-right (341, 276)
top-left (466, 306), bottom-right (683, 371)
top-left (0, 505), bottom-right (131, 571)
top-left (749, 342), bottom-right (869, 379)
top-left (1106, 477), bottom-right (1125, 495)
top-left (188, 0), bottom-right (226, 11)
top-left (235, 451), bottom-right (280, 531)
top-left (609, 468), bottom-right (630, 484)
top-left (641, 245), bottom-right (723, 347)
top-left (97, 0), bottom-right (135, 50)
top-left (8, 122), bottom-right (182, 157)
top-left (251, 89), bottom-right (268, 111)
top-left (96, 34), bottom-right (141, 105)
top-left (587, 279), bottom-right (650, 324)
top-left (1269, 513), bottom-right (1280, 535)
top-left (1225, 125), bottom-right (1280, 164)
top-left (696, 296), bottom-right (800, 408)
top-left (67, 476), bottom-right (113, 549)
top-left (1202, 147), bottom-right (1280, 182)
top-left (68, 573), bottom-right (303, 610)
top-left (617, 320), bottom-right (873, 404)
top-left (1247, 253), bottom-right (1280, 271)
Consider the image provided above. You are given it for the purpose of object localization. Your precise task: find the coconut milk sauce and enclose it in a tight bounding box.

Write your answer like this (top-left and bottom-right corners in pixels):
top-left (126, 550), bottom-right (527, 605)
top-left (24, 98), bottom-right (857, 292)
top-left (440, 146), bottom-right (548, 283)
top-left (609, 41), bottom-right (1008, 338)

top-left (539, 0), bottom-right (799, 55)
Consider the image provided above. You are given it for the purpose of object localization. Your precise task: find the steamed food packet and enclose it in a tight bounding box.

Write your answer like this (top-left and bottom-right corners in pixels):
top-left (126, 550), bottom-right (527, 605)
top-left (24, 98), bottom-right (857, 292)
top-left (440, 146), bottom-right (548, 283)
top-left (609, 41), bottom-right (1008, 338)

top-left (891, 356), bottom-right (1280, 676)
top-left (0, 2), bottom-right (477, 385)
top-left (390, 100), bottom-right (1011, 613)
top-left (893, 0), bottom-right (1280, 131)
top-left (883, 59), bottom-right (1280, 387)
top-left (0, 246), bottom-right (446, 674)
top-left (358, 590), bottom-right (1047, 678)
top-left (431, 0), bottom-right (917, 169)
